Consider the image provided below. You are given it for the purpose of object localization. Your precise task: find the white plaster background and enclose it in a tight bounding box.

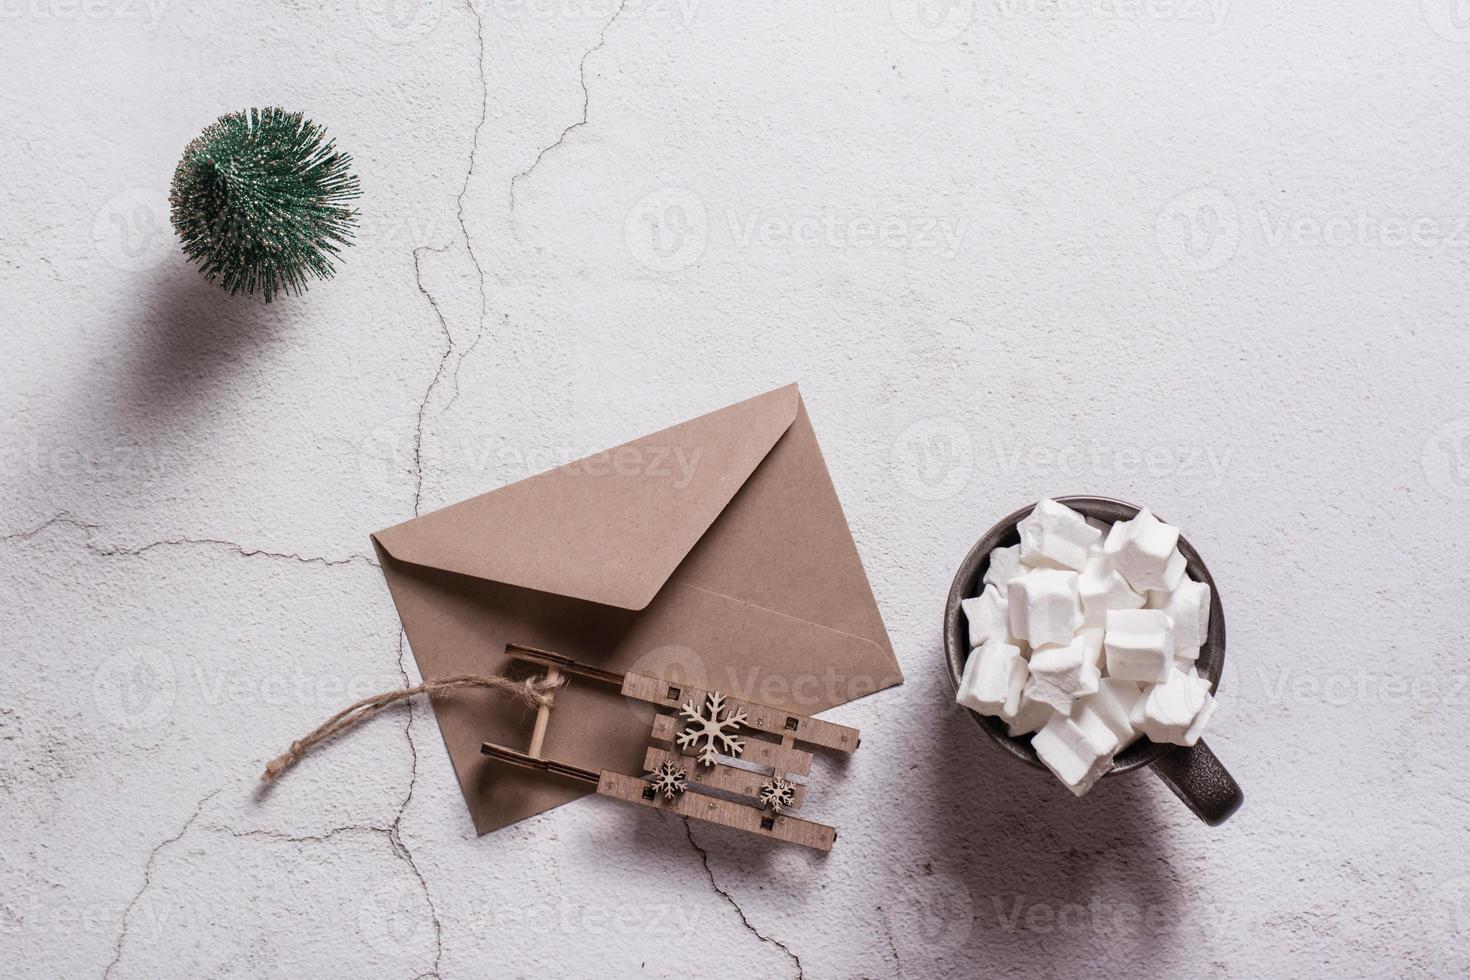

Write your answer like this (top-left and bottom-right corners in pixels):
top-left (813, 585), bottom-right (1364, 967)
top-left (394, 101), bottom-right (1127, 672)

top-left (2, 0), bottom-right (1468, 976)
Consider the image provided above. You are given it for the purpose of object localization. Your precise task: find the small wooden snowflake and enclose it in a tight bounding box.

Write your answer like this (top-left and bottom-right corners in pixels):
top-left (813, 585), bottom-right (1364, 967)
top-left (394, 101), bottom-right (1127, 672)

top-left (759, 772), bottom-right (796, 813)
top-left (650, 760), bottom-right (687, 799)
top-left (677, 691), bottom-right (747, 767)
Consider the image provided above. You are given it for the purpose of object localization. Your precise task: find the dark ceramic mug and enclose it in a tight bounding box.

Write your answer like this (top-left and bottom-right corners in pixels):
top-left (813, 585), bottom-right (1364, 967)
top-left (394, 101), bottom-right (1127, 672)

top-left (943, 495), bottom-right (1243, 825)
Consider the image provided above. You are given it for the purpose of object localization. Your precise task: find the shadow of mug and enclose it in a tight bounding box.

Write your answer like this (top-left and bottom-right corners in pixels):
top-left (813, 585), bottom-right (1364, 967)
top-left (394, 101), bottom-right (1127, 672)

top-left (942, 495), bottom-right (1244, 825)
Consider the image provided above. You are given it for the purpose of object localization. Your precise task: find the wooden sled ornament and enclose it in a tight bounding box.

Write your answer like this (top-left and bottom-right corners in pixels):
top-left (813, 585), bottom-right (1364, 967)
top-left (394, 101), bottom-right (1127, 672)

top-left (479, 644), bottom-right (862, 852)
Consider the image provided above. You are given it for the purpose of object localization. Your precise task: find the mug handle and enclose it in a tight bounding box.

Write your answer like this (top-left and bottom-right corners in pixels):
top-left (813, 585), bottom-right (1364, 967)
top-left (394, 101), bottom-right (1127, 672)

top-left (1149, 739), bottom-right (1243, 826)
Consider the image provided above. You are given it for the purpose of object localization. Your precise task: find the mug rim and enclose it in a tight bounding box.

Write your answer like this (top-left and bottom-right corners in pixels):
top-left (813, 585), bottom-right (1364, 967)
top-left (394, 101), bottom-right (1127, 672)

top-left (942, 495), bottom-right (1227, 776)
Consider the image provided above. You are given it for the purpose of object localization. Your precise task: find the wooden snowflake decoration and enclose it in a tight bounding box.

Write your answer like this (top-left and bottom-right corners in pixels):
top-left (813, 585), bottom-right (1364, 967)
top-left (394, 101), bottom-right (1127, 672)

top-left (677, 691), bottom-right (747, 766)
top-left (759, 772), bottom-right (796, 813)
top-left (650, 760), bottom-right (687, 799)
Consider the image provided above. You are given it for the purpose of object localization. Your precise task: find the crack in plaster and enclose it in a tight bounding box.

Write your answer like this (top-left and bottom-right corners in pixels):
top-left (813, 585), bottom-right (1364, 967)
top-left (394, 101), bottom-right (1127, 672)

top-left (392, 631), bottom-right (444, 978)
top-left (199, 823), bottom-right (387, 844)
top-left (405, 0), bottom-right (493, 507)
top-left (410, 246), bottom-right (456, 517)
top-left (94, 537), bottom-right (375, 567)
top-left (508, 0), bottom-right (628, 215)
top-left (0, 513), bottom-right (377, 567)
top-left (207, 801), bottom-right (443, 980)
top-left (449, 0), bottom-right (491, 400)
top-left (681, 818), bottom-right (804, 980)
top-left (386, 4), bottom-right (500, 952)
top-left (0, 512), bottom-right (97, 542)
top-left (104, 788), bottom-right (221, 979)
top-left (103, 800), bottom-right (443, 978)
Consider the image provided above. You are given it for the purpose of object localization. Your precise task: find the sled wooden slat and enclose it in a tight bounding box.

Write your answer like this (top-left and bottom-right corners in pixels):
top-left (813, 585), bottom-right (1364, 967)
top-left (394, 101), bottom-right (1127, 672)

top-left (649, 713), bottom-right (813, 776)
top-left (641, 746), bottom-right (806, 809)
top-left (597, 771), bottom-right (835, 852)
top-left (620, 671), bottom-right (859, 753)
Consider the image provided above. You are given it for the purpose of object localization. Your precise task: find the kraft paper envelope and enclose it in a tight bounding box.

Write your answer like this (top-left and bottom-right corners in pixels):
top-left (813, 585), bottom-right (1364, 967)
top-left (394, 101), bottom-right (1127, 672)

top-left (372, 384), bottom-right (903, 834)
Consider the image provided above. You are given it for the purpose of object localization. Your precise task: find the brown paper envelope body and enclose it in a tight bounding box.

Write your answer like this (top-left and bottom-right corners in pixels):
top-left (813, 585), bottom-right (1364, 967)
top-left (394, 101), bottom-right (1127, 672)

top-left (372, 384), bottom-right (902, 834)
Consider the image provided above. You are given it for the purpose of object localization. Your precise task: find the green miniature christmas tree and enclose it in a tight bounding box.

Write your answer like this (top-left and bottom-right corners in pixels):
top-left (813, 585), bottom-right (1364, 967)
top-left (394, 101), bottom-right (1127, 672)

top-left (170, 107), bottom-right (361, 302)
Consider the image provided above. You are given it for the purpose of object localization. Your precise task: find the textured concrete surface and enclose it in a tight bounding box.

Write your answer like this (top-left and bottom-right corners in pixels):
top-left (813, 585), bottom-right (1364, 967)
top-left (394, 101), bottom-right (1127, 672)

top-left (2, 1), bottom-right (1468, 977)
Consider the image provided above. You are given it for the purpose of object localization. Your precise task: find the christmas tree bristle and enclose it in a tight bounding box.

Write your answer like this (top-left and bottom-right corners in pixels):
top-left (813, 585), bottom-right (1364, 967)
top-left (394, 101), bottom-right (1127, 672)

top-left (170, 107), bottom-right (361, 302)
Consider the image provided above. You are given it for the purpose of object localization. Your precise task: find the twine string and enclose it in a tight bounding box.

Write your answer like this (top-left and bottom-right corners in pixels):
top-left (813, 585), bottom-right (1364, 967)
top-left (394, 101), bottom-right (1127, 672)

top-left (260, 673), bottom-right (562, 784)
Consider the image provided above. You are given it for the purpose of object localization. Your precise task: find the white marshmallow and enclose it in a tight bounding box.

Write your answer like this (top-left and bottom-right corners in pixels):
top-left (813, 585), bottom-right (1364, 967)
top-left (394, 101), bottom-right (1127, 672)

top-left (1077, 627), bottom-right (1105, 669)
top-left (1130, 669), bottom-right (1210, 744)
top-left (1104, 608), bottom-right (1175, 683)
top-left (1146, 578), bottom-right (1210, 657)
top-left (983, 544), bottom-right (1024, 592)
top-left (1024, 634), bottom-right (1102, 715)
top-left (955, 641), bottom-right (1027, 719)
top-left (1181, 692), bottom-right (1218, 746)
top-left (1086, 518), bottom-right (1109, 560)
top-left (1076, 677), bottom-right (1143, 747)
top-left (1016, 498), bottom-right (1102, 571)
top-left (1103, 508), bottom-right (1188, 593)
top-left (1005, 689), bottom-right (1055, 737)
top-left (1078, 555), bottom-right (1144, 628)
top-left (1188, 666), bottom-right (1214, 692)
top-left (1032, 706), bottom-right (1119, 797)
top-left (1007, 568), bottom-right (1082, 648)
top-left (960, 584), bottom-right (1010, 650)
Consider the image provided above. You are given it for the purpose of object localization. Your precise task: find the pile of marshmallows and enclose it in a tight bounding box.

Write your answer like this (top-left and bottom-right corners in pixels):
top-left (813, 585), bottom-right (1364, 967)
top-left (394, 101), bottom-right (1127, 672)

top-left (956, 499), bottom-right (1217, 796)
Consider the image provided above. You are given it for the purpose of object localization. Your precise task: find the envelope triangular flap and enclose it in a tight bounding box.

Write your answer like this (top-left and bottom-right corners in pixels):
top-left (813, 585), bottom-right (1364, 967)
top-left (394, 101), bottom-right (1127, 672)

top-left (372, 385), bottom-right (800, 610)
